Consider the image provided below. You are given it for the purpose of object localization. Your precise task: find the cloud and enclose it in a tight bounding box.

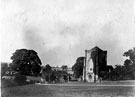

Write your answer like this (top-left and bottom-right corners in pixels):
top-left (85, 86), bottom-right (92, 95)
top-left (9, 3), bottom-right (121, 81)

top-left (1, 0), bottom-right (135, 66)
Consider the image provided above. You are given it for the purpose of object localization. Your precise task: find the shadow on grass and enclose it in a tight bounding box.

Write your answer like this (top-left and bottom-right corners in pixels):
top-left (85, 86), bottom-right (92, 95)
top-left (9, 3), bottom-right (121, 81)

top-left (1, 79), bottom-right (34, 88)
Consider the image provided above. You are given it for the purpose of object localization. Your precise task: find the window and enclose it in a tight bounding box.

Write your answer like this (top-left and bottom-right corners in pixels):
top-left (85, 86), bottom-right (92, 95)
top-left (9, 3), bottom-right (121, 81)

top-left (90, 68), bottom-right (92, 71)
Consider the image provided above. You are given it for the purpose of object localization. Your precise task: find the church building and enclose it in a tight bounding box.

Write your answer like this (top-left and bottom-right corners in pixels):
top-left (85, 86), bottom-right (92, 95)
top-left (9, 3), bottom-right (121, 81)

top-left (83, 46), bottom-right (112, 82)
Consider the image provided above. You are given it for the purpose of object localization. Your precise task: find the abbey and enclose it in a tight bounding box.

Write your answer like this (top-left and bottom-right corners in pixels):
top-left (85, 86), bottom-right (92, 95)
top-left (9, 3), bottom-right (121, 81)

top-left (83, 46), bottom-right (112, 82)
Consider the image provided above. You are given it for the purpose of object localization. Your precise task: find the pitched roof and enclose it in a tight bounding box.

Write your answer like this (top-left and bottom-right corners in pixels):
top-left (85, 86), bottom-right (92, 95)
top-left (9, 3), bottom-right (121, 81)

top-left (90, 46), bottom-right (106, 52)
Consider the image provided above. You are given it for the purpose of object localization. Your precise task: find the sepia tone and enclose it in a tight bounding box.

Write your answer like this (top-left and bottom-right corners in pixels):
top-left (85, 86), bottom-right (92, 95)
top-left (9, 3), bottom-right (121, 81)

top-left (1, 0), bottom-right (135, 97)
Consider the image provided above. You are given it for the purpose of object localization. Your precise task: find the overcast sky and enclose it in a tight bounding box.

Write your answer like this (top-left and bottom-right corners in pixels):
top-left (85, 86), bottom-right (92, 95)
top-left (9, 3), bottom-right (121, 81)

top-left (1, 0), bottom-right (135, 67)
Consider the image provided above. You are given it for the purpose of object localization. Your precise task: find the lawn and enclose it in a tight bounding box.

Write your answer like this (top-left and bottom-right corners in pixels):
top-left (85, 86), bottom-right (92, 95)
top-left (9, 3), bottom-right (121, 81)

top-left (1, 81), bottom-right (135, 97)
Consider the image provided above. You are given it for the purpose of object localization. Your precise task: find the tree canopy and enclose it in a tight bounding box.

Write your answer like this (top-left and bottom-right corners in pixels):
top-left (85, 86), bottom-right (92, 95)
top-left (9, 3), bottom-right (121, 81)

top-left (11, 49), bottom-right (42, 76)
top-left (72, 57), bottom-right (84, 78)
top-left (44, 64), bottom-right (52, 71)
top-left (123, 47), bottom-right (135, 65)
top-left (108, 47), bottom-right (135, 80)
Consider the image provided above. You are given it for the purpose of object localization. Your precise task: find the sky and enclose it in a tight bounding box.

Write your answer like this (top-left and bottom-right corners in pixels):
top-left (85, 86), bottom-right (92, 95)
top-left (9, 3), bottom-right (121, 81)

top-left (1, 0), bottom-right (135, 67)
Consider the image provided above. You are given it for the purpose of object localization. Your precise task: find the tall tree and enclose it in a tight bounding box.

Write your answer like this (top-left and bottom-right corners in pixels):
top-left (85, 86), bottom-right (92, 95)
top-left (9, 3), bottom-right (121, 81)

top-left (72, 57), bottom-right (84, 78)
top-left (11, 49), bottom-right (42, 76)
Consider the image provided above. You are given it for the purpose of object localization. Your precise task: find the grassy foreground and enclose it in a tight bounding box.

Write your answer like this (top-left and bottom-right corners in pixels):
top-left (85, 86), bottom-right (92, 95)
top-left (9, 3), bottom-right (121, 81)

top-left (1, 81), bottom-right (135, 97)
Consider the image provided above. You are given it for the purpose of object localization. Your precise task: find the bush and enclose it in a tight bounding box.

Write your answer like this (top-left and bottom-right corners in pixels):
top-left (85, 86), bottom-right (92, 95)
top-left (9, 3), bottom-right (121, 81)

top-left (50, 73), bottom-right (56, 82)
top-left (14, 74), bottom-right (27, 84)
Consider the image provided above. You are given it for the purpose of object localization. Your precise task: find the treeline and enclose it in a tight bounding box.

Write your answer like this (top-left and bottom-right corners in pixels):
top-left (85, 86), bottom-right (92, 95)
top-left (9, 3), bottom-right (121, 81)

top-left (1, 47), bottom-right (135, 84)
top-left (1, 48), bottom-right (70, 85)
top-left (72, 47), bottom-right (135, 80)
top-left (108, 48), bottom-right (135, 80)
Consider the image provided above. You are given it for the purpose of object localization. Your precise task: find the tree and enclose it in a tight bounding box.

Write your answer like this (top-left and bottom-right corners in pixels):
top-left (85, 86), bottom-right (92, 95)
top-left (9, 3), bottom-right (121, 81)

top-left (44, 64), bottom-right (52, 71)
top-left (108, 48), bottom-right (135, 80)
top-left (123, 47), bottom-right (135, 65)
top-left (50, 72), bottom-right (56, 82)
top-left (72, 57), bottom-right (84, 78)
top-left (124, 59), bottom-right (132, 72)
top-left (108, 65), bottom-right (126, 80)
top-left (61, 65), bottom-right (68, 71)
top-left (11, 49), bottom-right (42, 76)
top-left (123, 47), bottom-right (135, 79)
top-left (124, 59), bottom-right (132, 67)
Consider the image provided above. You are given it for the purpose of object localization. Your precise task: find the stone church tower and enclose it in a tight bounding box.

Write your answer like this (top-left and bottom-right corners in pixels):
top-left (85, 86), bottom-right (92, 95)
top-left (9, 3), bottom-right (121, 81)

top-left (83, 46), bottom-right (107, 82)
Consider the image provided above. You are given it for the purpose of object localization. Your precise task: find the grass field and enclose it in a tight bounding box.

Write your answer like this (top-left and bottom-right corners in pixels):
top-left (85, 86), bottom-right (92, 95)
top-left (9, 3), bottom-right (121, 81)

top-left (1, 81), bottom-right (135, 97)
